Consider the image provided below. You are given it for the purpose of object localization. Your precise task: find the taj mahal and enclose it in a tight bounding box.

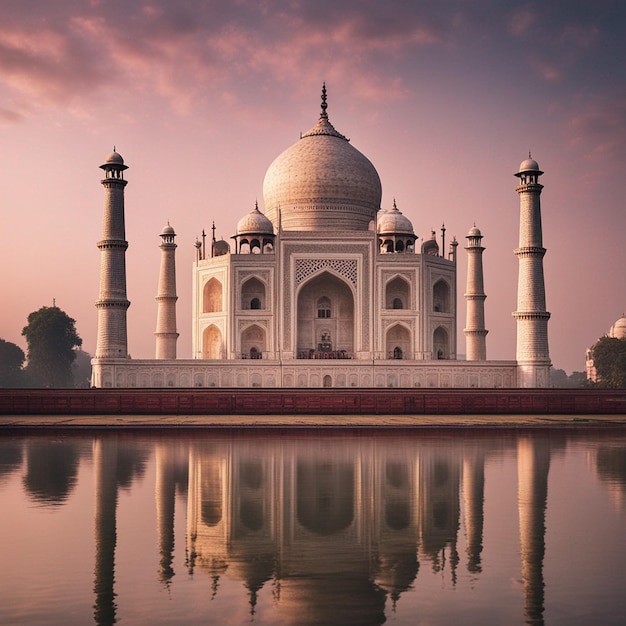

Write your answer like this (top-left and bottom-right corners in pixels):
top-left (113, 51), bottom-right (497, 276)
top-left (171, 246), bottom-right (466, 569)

top-left (91, 86), bottom-right (551, 389)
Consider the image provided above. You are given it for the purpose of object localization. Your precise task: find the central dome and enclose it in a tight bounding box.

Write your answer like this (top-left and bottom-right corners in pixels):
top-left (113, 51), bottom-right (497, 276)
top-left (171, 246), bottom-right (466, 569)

top-left (263, 87), bottom-right (382, 231)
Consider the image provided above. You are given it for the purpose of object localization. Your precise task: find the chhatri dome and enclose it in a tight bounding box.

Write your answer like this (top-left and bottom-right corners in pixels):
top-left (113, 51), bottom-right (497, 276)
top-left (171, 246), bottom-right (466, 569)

top-left (263, 84), bottom-right (382, 231)
top-left (377, 200), bottom-right (414, 235)
top-left (237, 201), bottom-right (274, 236)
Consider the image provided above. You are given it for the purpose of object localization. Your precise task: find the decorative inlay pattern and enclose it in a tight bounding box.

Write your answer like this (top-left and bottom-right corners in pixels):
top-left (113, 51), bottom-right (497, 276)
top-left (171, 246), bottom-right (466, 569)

top-left (295, 258), bottom-right (358, 286)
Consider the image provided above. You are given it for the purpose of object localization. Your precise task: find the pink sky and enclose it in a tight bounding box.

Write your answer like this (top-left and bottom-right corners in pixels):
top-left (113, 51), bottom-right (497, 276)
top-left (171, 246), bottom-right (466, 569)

top-left (1, 1), bottom-right (624, 374)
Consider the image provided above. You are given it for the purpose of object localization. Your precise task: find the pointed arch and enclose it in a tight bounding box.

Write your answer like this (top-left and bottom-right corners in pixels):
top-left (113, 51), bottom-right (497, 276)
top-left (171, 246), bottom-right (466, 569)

top-left (433, 280), bottom-right (450, 313)
top-left (386, 275), bottom-right (410, 309)
top-left (202, 324), bottom-right (223, 359)
top-left (203, 278), bottom-right (223, 313)
top-left (241, 276), bottom-right (266, 310)
top-left (386, 323), bottom-right (411, 360)
top-left (296, 270), bottom-right (354, 357)
top-left (241, 323), bottom-right (266, 359)
top-left (433, 326), bottom-right (449, 359)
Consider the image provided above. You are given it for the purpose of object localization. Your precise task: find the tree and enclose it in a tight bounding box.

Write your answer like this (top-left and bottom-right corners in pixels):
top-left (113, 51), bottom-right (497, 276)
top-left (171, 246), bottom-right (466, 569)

top-left (0, 338), bottom-right (26, 387)
top-left (71, 349), bottom-right (93, 388)
top-left (591, 336), bottom-right (626, 389)
top-left (22, 306), bottom-right (82, 388)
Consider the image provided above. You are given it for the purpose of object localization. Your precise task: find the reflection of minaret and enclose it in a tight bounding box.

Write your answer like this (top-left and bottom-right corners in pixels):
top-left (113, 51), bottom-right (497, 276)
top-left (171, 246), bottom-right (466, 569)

top-left (373, 449), bottom-right (419, 612)
top-left (418, 449), bottom-right (460, 580)
top-left (517, 436), bottom-right (550, 626)
top-left (462, 450), bottom-right (485, 574)
top-left (155, 444), bottom-right (175, 586)
top-left (93, 436), bottom-right (118, 626)
top-left (155, 223), bottom-right (179, 359)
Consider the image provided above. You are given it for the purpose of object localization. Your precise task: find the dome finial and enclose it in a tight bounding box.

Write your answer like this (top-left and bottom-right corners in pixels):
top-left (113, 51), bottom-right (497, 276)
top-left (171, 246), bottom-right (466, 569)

top-left (321, 82), bottom-right (328, 119)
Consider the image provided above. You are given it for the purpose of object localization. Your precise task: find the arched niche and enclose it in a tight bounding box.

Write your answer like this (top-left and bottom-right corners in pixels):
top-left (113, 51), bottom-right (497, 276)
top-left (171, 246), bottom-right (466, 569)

top-left (433, 326), bottom-right (449, 359)
top-left (202, 324), bottom-right (223, 359)
top-left (386, 276), bottom-right (410, 309)
top-left (241, 276), bottom-right (266, 310)
top-left (433, 280), bottom-right (450, 313)
top-left (203, 277), bottom-right (223, 313)
top-left (296, 271), bottom-right (354, 357)
top-left (386, 323), bottom-right (411, 360)
top-left (241, 324), bottom-right (266, 359)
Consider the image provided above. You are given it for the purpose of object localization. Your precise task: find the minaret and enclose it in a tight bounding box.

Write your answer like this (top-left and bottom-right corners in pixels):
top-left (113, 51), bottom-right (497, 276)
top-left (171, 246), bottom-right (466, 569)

top-left (95, 149), bottom-right (130, 359)
top-left (513, 157), bottom-right (551, 387)
top-left (464, 226), bottom-right (488, 360)
top-left (155, 223), bottom-right (178, 359)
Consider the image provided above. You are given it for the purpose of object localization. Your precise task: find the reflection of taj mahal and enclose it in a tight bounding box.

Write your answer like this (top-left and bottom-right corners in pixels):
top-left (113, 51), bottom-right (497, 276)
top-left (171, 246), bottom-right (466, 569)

top-left (91, 86), bottom-right (551, 388)
top-left (178, 435), bottom-right (550, 625)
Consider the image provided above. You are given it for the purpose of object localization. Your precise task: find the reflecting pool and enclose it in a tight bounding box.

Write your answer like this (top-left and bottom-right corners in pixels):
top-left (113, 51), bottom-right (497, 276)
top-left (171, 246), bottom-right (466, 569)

top-left (1, 427), bottom-right (625, 625)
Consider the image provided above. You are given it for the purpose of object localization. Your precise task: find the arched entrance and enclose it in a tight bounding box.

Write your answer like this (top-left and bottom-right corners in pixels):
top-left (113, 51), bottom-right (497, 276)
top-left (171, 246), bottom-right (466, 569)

top-left (241, 324), bottom-right (266, 359)
top-left (433, 326), bottom-right (449, 359)
top-left (386, 323), bottom-right (411, 360)
top-left (296, 272), bottom-right (354, 358)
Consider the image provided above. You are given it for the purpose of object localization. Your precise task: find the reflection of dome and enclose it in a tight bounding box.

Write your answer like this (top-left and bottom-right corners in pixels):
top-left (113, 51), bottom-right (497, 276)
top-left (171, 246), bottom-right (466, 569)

top-left (377, 201), bottom-right (414, 235)
top-left (237, 203), bottom-right (274, 235)
top-left (263, 86), bottom-right (382, 232)
top-left (609, 316), bottom-right (626, 339)
top-left (277, 576), bottom-right (386, 626)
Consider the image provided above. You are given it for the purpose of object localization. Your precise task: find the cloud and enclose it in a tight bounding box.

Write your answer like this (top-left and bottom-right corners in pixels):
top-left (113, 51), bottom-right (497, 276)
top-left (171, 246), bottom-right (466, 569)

top-left (0, 1), bottom-right (452, 117)
top-left (0, 107), bottom-right (22, 123)
top-left (563, 93), bottom-right (626, 166)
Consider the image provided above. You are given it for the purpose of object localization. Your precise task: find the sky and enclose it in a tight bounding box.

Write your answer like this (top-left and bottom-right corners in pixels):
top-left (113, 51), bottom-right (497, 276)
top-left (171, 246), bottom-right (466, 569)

top-left (0, 0), bottom-right (624, 375)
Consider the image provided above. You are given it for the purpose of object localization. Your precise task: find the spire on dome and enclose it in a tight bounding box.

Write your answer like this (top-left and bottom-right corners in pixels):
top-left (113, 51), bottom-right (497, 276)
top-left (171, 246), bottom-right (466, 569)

top-left (301, 83), bottom-right (348, 140)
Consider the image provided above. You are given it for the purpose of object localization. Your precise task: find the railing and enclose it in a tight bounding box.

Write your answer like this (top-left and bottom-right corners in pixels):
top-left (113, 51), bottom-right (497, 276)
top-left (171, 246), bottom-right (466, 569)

top-left (297, 350), bottom-right (354, 360)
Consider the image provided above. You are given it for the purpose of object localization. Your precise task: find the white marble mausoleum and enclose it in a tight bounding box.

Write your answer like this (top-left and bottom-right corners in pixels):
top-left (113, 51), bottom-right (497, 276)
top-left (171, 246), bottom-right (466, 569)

top-left (91, 86), bottom-right (550, 388)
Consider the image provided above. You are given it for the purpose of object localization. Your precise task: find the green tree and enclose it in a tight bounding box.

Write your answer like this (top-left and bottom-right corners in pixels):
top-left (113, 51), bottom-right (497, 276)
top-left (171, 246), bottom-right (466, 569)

top-left (71, 349), bottom-right (93, 388)
top-left (591, 336), bottom-right (626, 388)
top-left (0, 338), bottom-right (26, 387)
top-left (22, 306), bottom-right (82, 388)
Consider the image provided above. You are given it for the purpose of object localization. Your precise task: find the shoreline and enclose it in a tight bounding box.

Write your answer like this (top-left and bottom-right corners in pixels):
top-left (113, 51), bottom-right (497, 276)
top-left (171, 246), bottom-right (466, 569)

top-left (1, 413), bottom-right (625, 430)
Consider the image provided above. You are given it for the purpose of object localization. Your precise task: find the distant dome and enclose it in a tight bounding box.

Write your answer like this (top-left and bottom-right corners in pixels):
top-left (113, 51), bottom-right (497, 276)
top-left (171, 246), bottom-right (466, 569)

top-left (161, 223), bottom-right (175, 236)
top-left (237, 203), bottom-right (274, 236)
top-left (421, 231), bottom-right (439, 255)
top-left (609, 316), bottom-right (626, 340)
top-left (467, 225), bottom-right (482, 237)
top-left (213, 239), bottom-right (230, 256)
top-left (377, 201), bottom-right (414, 235)
top-left (263, 86), bottom-right (382, 232)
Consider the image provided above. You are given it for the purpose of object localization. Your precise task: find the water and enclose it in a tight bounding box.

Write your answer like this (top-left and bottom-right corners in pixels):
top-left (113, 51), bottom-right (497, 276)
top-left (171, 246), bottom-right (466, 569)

top-left (0, 426), bottom-right (625, 625)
